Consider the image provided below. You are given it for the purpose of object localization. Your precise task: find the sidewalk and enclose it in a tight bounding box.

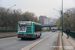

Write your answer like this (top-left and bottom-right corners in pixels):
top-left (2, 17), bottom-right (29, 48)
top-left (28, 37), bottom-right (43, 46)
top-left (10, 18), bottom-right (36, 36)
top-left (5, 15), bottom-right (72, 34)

top-left (62, 33), bottom-right (75, 50)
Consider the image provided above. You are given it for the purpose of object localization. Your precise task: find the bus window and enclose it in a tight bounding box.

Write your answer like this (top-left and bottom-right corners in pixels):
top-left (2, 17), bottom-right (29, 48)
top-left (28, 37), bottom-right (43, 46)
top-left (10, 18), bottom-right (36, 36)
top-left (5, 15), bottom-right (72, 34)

top-left (35, 25), bottom-right (41, 32)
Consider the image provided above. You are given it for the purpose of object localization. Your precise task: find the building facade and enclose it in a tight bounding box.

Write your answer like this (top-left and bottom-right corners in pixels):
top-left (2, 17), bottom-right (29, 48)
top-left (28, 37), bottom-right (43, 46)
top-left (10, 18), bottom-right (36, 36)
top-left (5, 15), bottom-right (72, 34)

top-left (39, 16), bottom-right (58, 24)
top-left (39, 16), bottom-right (44, 24)
top-left (39, 16), bottom-right (49, 24)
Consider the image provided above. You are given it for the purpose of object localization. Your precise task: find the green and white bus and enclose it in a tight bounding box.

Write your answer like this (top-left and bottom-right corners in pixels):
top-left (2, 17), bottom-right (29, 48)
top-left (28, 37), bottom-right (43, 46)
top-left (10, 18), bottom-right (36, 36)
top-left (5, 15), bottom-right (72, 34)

top-left (17, 21), bottom-right (42, 40)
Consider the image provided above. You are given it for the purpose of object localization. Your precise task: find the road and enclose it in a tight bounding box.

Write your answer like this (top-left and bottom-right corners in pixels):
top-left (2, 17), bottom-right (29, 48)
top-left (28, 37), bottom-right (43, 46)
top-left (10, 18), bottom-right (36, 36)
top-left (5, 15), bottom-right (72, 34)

top-left (0, 32), bottom-right (55, 50)
top-left (32, 32), bottom-right (59, 50)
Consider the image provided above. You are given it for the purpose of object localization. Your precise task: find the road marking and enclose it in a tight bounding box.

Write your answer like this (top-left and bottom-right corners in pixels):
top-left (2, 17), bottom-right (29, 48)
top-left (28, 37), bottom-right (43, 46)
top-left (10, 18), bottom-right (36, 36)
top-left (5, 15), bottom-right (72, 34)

top-left (21, 33), bottom-right (55, 50)
top-left (47, 44), bottom-right (50, 46)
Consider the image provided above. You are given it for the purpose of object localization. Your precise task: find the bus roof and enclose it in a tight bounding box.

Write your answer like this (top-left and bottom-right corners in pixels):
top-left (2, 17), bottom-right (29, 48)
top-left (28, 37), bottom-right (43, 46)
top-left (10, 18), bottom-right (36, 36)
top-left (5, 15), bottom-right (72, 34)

top-left (19, 21), bottom-right (41, 25)
top-left (33, 23), bottom-right (41, 26)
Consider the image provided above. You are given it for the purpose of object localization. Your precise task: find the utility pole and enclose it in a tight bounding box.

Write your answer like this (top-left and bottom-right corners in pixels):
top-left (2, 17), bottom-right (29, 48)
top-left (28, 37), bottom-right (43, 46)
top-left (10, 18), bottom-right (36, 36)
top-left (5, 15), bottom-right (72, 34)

top-left (62, 0), bottom-right (63, 36)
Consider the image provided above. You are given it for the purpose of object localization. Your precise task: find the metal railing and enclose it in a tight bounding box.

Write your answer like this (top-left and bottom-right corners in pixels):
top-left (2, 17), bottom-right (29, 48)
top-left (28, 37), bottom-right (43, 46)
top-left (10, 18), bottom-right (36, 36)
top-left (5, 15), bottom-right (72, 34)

top-left (63, 31), bottom-right (75, 38)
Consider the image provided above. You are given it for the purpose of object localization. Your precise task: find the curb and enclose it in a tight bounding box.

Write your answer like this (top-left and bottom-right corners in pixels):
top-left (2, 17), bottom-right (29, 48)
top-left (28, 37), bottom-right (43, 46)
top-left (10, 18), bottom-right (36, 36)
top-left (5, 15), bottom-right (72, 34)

top-left (21, 33), bottom-right (55, 50)
top-left (55, 33), bottom-right (59, 50)
top-left (58, 32), bottom-right (63, 50)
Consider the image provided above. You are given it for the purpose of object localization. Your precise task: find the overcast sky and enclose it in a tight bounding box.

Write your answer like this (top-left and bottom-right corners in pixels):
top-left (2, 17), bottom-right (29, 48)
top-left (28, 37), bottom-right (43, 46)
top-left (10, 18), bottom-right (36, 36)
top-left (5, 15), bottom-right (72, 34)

top-left (0, 0), bottom-right (75, 19)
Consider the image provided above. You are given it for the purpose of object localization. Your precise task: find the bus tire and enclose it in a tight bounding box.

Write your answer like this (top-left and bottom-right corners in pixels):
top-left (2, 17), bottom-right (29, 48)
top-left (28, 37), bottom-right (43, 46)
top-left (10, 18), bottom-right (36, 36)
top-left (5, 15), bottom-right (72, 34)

top-left (40, 33), bottom-right (41, 36)
top-left (36, 35), bottom-right (38, 39)
top-left (21, 38), bottom-right (25, 40)
top-left (34, 35), bottom-right (37, 39)
top-left (38, 36), bottom-right (40, 38)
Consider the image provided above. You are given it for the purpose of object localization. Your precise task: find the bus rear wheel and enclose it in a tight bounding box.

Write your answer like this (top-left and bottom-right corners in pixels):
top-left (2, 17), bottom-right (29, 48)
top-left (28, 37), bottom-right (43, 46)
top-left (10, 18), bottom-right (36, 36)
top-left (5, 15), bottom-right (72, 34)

top-left (38, 36), bottom-right (40, 38)
top-left (33, 35), bottom-right (37, 39)
top-left (38, 33), bottom-right (41, 38)
top-left (21, 38), bottom-right (25, 40)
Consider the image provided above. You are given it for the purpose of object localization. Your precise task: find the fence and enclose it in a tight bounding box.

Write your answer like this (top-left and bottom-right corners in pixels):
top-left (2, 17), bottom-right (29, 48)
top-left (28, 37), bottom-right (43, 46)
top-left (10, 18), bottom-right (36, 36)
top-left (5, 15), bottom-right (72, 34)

top-left (0, 30), bottom-right (17, 33)
top-left (63, 31), bottom-right (75, 38)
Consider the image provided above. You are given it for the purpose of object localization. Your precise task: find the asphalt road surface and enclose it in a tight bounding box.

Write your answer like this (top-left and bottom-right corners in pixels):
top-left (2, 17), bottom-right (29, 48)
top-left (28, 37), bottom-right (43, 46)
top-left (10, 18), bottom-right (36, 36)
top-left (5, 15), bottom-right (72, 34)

top-left (0, 32), bottom-right (54, 50)
top-left (32, 32), bottom-right (59, 50)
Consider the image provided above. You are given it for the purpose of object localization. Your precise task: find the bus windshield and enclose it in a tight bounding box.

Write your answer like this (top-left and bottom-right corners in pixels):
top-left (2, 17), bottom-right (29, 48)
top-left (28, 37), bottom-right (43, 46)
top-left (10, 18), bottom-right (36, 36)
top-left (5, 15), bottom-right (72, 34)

top-left (19, 24), bottom-right (27, 32)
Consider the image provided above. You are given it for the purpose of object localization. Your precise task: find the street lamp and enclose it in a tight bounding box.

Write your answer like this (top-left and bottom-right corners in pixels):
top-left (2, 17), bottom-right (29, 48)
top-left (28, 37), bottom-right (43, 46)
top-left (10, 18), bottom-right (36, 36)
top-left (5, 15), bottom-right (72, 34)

top-left (53, 9), bottom-right (62, 29)
top-left (6, 4), bottom-right (16, 32)
top-left (53, 0), bottom-right (63, 36)
top-left (53, 8), bottom-right (60, 13)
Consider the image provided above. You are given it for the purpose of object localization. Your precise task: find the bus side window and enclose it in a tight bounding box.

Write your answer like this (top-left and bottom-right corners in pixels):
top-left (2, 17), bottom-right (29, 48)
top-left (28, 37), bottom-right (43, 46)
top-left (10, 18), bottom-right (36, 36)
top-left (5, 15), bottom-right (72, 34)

top-left (35, 25), bottom-right (41, 32)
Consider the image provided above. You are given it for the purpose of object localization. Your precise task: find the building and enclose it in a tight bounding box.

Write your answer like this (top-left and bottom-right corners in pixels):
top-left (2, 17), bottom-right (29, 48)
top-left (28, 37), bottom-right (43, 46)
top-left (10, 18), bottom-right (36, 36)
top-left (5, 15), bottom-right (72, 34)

top-left (39, 16), bottom-right (58, 24)
top-left (52, 19), bottom-right (58, 23)
top-left (49, 17), bottom-right (58, 24)
top-left (39, 16), bottom-right (49, 24)
top-left (39, 16), bottom-right (45, 24)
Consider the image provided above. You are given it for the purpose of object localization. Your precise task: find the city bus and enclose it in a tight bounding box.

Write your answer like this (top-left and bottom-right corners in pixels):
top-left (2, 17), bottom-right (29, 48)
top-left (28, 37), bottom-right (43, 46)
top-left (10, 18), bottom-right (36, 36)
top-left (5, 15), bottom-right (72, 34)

top-left (17, 21), bottom-right (42, 40)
